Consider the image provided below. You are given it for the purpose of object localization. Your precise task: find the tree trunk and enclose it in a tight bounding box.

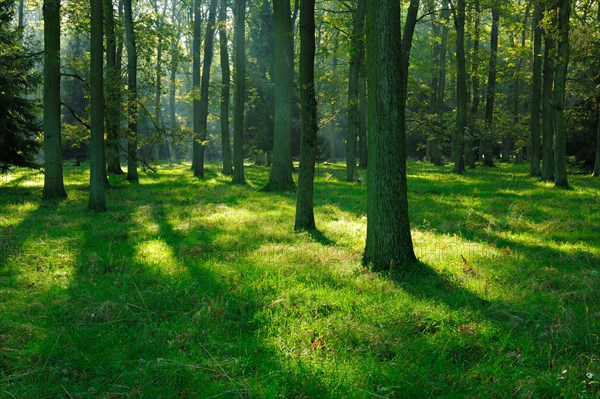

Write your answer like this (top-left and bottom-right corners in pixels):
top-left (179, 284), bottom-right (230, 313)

top-left (124, 0), bottom-right (138, 181)
top-left (191, 0), bottom-right (201, 173)
top-left (168, 0), bottom-right (178, 164)
top-left (105, 0), bottom-right (124, 175)
top-left (346, 0), bottom-right (366, 182)
top-left (358, 59), bottom-right (367, 169)
top-left (466, 0), bottom-right (480, 169)
top-left (553, 0), bottom-right (570, 188)
top-left (594, 105), bottom-right (600, 176)
top-left (232, 0), bottom-right (246, 184)
top-left (483, 5), bottom-right (499, 167)
top-left (42, 0), bottom-right (67, 200)
top-left (192, 0), bottom-right (218, 177)
top-left (152, 4), bottom-right (167, 164)
top-left (264, 0), bottom-right (295, 191)
top-left (430, 2), bottom-right (449, 167)
top-left (541, 28), bottom-right (556, 181)
top-left (453, 0), bottom-right (467, 173)
top-left (89, 0), bottom-right (106, 211)
top-left (363, 0), bottom-right (417, 272)
top-left (219, 0), bottom-right (233, 175)
top-left (294, 0), bottom-right (318, 231)
top-left (530, 2), bottom-right (543, 177)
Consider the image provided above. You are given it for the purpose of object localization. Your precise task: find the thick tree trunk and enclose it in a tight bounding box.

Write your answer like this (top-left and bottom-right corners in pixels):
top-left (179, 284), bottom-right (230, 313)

top-left (453, 0), bottom-right (467, 173)
top-left (264, 0), bottom-right (295, 191)
top-left (219, 0), bottom-right (233, 175)
top-left (363, 0), bottom-right (417, 272)
top-left (89, 0), bottom-right (106, 211)
top-left (294, 0), bottom-right (318, 231)
top-left (124, 0), bottom-right (138, 181)
top-left (193, 0), bottom-right (218, 177)
top-left (530, 2), bottom-right (543, 177)
top-left (232, 0), bottom-right (246, 184)
top-left (105, 0), bottom-right (124, 175)
top-left (553, 0), bottom-right (570, 188)
top-left (346, 0), bottom-right (366, 182)
top-left (466, 0), bottom-right (480, 169)
top-left (483, 5), bottom-right (499, 167)
top-left (42, 0), bottom-right (67, 200)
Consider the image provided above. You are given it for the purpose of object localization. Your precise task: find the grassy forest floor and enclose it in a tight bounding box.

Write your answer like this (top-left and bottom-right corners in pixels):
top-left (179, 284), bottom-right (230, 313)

top-left (0, 161), bottom-right (599, 398)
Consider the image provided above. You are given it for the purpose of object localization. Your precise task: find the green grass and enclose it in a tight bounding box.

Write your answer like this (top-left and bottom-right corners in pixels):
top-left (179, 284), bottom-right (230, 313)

top-left (0, 161), bottom-right (598, 398)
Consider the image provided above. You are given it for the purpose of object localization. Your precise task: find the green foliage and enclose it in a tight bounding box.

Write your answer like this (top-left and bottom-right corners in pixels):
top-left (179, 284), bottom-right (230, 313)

top-left (1, 161), bottom-right (598, 397)
top-left (0, 0), bottom-right (41, 172)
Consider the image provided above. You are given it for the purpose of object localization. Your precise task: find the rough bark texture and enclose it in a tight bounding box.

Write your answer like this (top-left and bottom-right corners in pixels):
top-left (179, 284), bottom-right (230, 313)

top-left (89, 0), bottom-right (106, 211)
top-left (232, 0), bottom-right (246, 184)
top-left (42, 0), bottom-right (67, 200)
top-left (193, 0), bottom-right (218, 177)
top-left (264, 0), bottom-right (295, 191)
top-left (453, 0), bottom-right (467, 174)
top-left (553, 0), bottom-right (570, 188)
top-left (219, 0), bottom-right (233, 175)
top-left (294, 0), bottom-right (318, 231)
top-left (105, 0), bottom-right (124, 175)
top-left (124, 0), bottom-right (138, 181)
top-left (483, 5), bottom-right (499, 167)
top-left (363, 0), bottom-right (417, 272)
top-left (346, 0), bottom-right (366, 182)
top-left (530, 2), bottom-right (543, 177)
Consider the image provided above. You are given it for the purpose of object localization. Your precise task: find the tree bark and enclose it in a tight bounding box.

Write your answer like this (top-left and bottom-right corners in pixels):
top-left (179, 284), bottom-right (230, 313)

top-left (294, 0), bottom-right (318, 231)
top-left (191, 0), bottom-right (201, 173)
top-left (264, 0), bottom-right (295, 191)
top-left (105, 0), bottom-right (124, 175)
top-left (541, 10), bottom-right (556, 182)
top-left (124, 0), bottom-right (138, 181)
top-left (89, 0), bottom-right (106, 211)
top-left (452, 0), bottom-right (467, 173)
top-left (483, 5), bottom-right (499, 167)
top-left (219, 0), bottom-right (233, 175)
top-left (530, 1), bottom-right (543, 177)
top-left (466, 0), bottom-right (480, 169)
top-left (553, 0), bottom-right (570, 188)
top-left (232, 0), bottom-right (246, 184)
top-left (42, 0), bottom-right (67, 200)
top-left (358, 57), bottom-right (367, 169)
top-left (594, 105), bottom-right (600, 176)
top-left (363, 0), bottom-right (417, 272)
top-left (193, 0), bottom-right (218, 177)
top-left (346, 0), bottom-right (366, 182)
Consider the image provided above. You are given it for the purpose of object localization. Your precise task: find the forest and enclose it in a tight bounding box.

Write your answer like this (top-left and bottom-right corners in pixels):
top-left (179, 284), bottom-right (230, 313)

top-left (0, 0), bottom-right (599, 397)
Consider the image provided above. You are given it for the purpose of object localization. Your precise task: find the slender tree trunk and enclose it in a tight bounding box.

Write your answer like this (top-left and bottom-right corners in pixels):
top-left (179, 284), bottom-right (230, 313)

top-left (530, 2), bottom-right (543, 177)
top-left (105, 0), bottom-right (124, 175)
top-left (363, 0), bottom-right (417, 272)
top-left (192, 0), bottom-right (218, 177)
top-left (42, 0), bottom-right (67, 200)
top-left (153, 8), bottom-right (165, 164)
top-left (346, 0), bottom-right (366, 182)
top-left (264, 0), bottom-right (295, 191)
top-left (18, 0), bottom-right (24, 31)
top-left (430, 3), bottom-right (449, 166)
top-left (358, 59), bottom-right (367, 169)
top-left (466, 0), bottom-right (480, 169)
top-left (168, 1), bottom-right (178, 164)
top-left (191, 0), bottom-right (201, 172)
top-left (553, 0), bottom-right (570, 188)
top-left (483, 5), bottom-right (499, 167)
top-left (89, 0), bottom-right (106, 211)
top-left (594, 105), bottom-right (600, 176)
top-left (294, 0), bottom-right (318, 231)
top-left (232, 0), bottom-right (246, 184)
top-left (541, 35), bottom-right (556, 181)
top-left (452, 0), bottom-right (467, 173)
top-left (219, 0), bottom-right (233, 175)
top-left (124, 0), bottom-right (138, 181)
top-left (329, 44), bottom-right (338, 163)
